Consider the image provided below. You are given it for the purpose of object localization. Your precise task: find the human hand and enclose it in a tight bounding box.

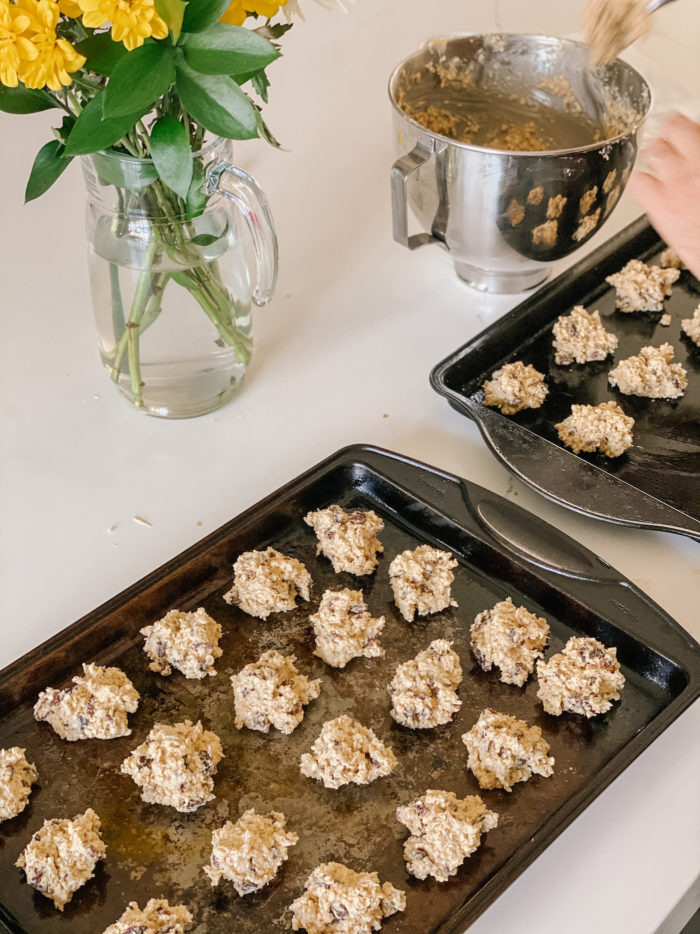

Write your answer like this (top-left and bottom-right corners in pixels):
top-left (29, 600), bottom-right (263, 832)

top-left (628, 113), bottom-right (700, 277)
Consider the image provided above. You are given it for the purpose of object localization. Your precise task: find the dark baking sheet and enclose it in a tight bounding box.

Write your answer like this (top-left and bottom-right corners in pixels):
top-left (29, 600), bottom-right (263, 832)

top-left (430, 216), bottom-right (700, 539)
top-left (0, 445), bottom-right (698, 934)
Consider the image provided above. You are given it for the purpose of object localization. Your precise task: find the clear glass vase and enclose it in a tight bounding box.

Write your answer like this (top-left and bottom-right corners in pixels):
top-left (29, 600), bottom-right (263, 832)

top-left (82, 138), bottom-right (278, 418)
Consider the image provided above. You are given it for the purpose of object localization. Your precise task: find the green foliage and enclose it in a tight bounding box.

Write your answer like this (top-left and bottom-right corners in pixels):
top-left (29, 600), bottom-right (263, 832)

top-left (75, 33), bottom-right (128, 76)
top-left (25, 140), bottom-right (73, 202)
top-left (180, 0), bottom-right (232, 34)
top-left (184, 159), bottom-right (207, 218)
top-left (155, 0), bottom-right (189, 42)
top-left (181, 23), bottom-right (279, 75)
top-left (103, 44), bottom-right (176, 119)
top-left (92, 151), bottom-right (159, 188)
top-left (64, 93), bottom-right (145, 156)
top-left (0, 86), bottom-right (59, 114)
top-left (149, 115), bottom-right (192, 199)
top-left (175, 58), bottom-right (258, 139)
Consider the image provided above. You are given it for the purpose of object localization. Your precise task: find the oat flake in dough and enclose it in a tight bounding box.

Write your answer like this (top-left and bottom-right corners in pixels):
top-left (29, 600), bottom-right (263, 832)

top-left (389, 544), bottom-right (457, 622)
top-left (552, 305), bottom-right (618, 365)
top-left (462, 708), bottom-right (554, 792)
top-left (304, 505), bottom-right (384, 575)
top-left (300, 715), bottom-right (396, 789)
top-left (231, 650), bottom-right (320, 734)
top-left (141, 607), bottom-right (223, 679)
top-left (311, 588), bottom-right (385, 668)
top-left (102, 898), bottom-right (192, 934)
top-left (290, 861), bottom-right (405, 934)
top-left (482, 361), bottom-right (548, 415)
top-left (16, 808), bottom-right (106, 910)
top-left (223, 547), bottom-right (311, 619)
top-left (608, 343), bottom-right (687, 398)
top-left (204, 809), bottom-right (298, 894)
top-left (537, 636), bottom-right (625, 717)
top-left (606, 259), bottom-right (679, 312)
top-left (471, 596), bottom-right (549, 687)
top-left (388, 639), bottom-right (462, 729)
top-left (556, 401), bottom-right (634, 457)
top-left (34, 663), bottom-right (139, 741)
top-left (0, 747), bottom-right (38, 822)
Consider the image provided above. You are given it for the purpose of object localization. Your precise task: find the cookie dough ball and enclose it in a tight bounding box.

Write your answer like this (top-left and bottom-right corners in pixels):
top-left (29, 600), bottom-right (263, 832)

top-left (462, 708), bottom-right (554, 792)
top-left (223, 548), bottom-right (311, 619)
top-left (388, 639), bottom-right (462, 729)
top-left (34, 663), bottom-right (140, 741)
top-left (102, 899), bottom-right (193, 934)
top-left (470, 597), bottom-right (549, 687)
top-left (389, 545), bottom-right (458, 623)
top-left (608, 343), bottom-right (687, 398)
top-left (231, 650), bottom-right (320, 734)
top-left (396, 789), bottom-right (498, 882)
top-left (300, 715), bottom-right (396, 789)
top-left (537, 636), bottom-right (625, 717)
top-left (555, 401), bottom-right (634, 458)
top-left (16, 808), bottom-right (106, 910)
top-left (311, 589), bottom-right (385, 668)
top-left (552, 305), bottom-right (618, 365)
top-left (304, 505), bottom-right (384, 575)
top-left (606, 259), bottom-right (679, 312)
top-left (290, 862), bottom-right (405, 934)
top-left (121, 720), bottom-right (223, 812)
top-left (681, 304), bottom-right (700, 346)
top-left (204, 809), bottom-right (298, 894)
top-left (660, 248), bottom-right (684, 270)
top-left (482, 361), bottom-right (548, 415)
top-left (141, 608), bottom-right (222, 679)
top-left (0, 747), bottom-right (38, 822)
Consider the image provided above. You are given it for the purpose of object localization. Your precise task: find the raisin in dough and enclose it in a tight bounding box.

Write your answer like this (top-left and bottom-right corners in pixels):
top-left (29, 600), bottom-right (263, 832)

top-left (300, 715), bottom-right (396, 789)
top-left (34, 663), bottom-right (139, 741)
top-left (304, 505), bottom-right (384, 575)
top-left (0, 747), bottom-right (38, 822)
top-left (16, 808), bottom-right (106, 910)
top-left (552, 305), bottom-right (618, 365)
top-left (537, 636), bottom-right (625, 717)
top-left (121, 720), bottom-right (223, 812)
top-left (290, 862), bottom-right (405, 934)
top-left (606, 259), bottom-right (679, 312)
top-left (608, 343), bottom-right (687, 398)
top-left (396, 790), bottom-right (498, 882)
top-left (204, 809), bottom-right (298, 894)
top-left (389, 545), bottom-right (457, 622)
top-left (223, 548), bottom-right (311, 619)
top-left (102, 899), bottom-right (192, 934)
top-left (388, 640), bottom-right (462, 729)
top-left (231, 650), bottom-right (320, 734)
top-left (471, 597), bottom-right (549, 687)
top-left (311, 589), bottom-right (385, 668)
top-left (482, 361), bottom-right (548, 415)
top-left (141, 607), bottom-right (222, 679)
top-left (462, 708), bottom-right (554, 792)
top-left (555, 401), bottom-right (634, 457)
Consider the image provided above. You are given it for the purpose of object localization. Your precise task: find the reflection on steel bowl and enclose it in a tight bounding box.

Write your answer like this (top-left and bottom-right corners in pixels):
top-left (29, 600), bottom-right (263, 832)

top-left (389, 34), bottom-right (652, 293)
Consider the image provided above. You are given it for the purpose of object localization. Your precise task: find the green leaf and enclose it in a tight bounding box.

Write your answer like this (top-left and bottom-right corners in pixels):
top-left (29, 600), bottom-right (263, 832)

top-left (64, 92), bottom-right (143, 156)
top-left (255, 21), bottom-right (292, 40)
top-left (103, 44), bottom-right (175, 120)
top-left (25, 140), bottom-right (73, 202)
top-left (251, 69), bottom-right (270, 102)
top-left (190, 232), bottom-right (218, 245)
top-left (149, 115), bottom-right (192, 199)
top-left (92, 151), bottom-right (159, 189)
top-left (181, 0), bottom-right (231, 34)
top-left (184, 158), bottom-right (206, 218)
top-left (155, 0), bottom-right (188, 42)
top-left (0, 86), bottom-right (59, 114)
top-left (75, 33), bottom-right (128, 76)
top-left (175, 59), bottom-right (258, 139)
top-left (182, 23), bottom-right (279, 75)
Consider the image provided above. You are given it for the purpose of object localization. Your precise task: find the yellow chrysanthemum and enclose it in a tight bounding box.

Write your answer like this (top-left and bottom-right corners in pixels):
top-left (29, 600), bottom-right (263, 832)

top-left (220, 0), bottom-right (287, 27)
top-left (57, 0), bottom-right (81, 15)
top-left (78, 0), bottom-right (167, 50)
top-left (14, 0), bottom-right (85, 89)
top-left (0, 0), bottom-right (38, 87)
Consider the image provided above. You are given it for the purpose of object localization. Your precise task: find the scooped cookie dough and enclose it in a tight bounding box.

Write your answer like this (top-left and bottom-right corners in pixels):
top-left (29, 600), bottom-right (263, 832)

top-left (608, 343), bottom-right (688, 398)
top-left (606, 259), bottom-right (680, 312)
top-left (555, 401), bottom-right (634, 457)
top-left (388, 639), bottom-right (462, 729)
top-left (310, 589), bottom-right (385, 668)
top-left (290, 862), bottom-right (405, 934)
top-left (537, 636), bottom-right (625, 717)
top-left (102, 899), bottom-right (192, 934)
top-left (552, 305), bottom-right (618, 365)
top-left (396, 789), bottom-right (498, 882)
top-left (34, 663), bottom-right (139, 741)
top-left (204, 809), bottom-right (298, 894)
top-left (300, 715), bottom-right (396, 789)
top-left (121, 720), bottom-right (223, 812)
top-left (16, 808), bottom-right (106, 910)
top-left (681, 305), bottom-right (700, 346)
top-left (223, 547), bottom-right (311, 619)
top-left (304, 505), bottom-right (384, 575)
top-left (389, 545), bottom-right (458, 622)
top-left (471, 597), bottom-right (549, 687)
top-left (462, 708), bottom-right (554, 792)
top-left (231, 650), bottom-right (320, 734)
top-left (660, 248), bottom-right (684, 270)
top-left (0, 747), bottom-right (38, 822)
top-left (584, 0), bottom-right (651, 65)
top-left (141, 607), bottom-right (222, 679)
top-left (482, 361), bottom-right (548, 415)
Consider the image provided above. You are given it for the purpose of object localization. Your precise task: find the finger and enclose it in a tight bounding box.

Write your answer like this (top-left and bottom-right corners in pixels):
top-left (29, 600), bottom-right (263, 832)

top-left (658, 112), bottom-right (700, 155)
top-left (638, 137), bottom-right (684, 178)
top-left (627, 169), bottom-right (663, 210)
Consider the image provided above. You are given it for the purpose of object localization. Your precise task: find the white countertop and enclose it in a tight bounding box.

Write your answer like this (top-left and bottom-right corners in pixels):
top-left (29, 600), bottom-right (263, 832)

top-left (1, 1), bottom-right (699, 931)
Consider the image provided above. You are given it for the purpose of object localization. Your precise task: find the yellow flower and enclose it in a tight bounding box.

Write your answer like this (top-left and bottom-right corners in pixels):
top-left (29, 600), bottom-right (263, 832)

top-left (78, 0), bottom-right (167, 50)
top-left (0, 0), bottom-right (38, 87)
top-left (220, 0), bottom-right (287, 26)
top-left (57, 0), bottom-right (81, 15)
top-left (14, 0), bottom-right (85, 90)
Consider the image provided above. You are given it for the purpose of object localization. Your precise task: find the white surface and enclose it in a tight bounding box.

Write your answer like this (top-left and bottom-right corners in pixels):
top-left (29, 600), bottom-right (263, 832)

top-left (1, 1), bottom-right (699, 932)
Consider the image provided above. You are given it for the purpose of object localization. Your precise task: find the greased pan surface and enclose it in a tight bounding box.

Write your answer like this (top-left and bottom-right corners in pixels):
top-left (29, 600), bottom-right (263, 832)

top-left (0, 446), bottom-right (697, 934)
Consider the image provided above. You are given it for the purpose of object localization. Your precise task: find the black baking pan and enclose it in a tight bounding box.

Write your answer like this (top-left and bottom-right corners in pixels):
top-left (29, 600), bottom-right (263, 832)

top-left (430, 216), bottom-right (700, 540)
top-left (0, 445), bottom-right (698, 934)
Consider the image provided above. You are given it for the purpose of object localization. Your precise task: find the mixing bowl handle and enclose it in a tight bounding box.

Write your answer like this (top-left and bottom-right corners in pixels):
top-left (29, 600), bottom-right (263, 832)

top-left (391, 141), bottom-right (442, 250)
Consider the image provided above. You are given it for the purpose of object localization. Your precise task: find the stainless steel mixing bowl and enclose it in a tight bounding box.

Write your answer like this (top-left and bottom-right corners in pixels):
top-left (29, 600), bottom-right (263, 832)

top-left (389, 34), bottom-right (652, 292)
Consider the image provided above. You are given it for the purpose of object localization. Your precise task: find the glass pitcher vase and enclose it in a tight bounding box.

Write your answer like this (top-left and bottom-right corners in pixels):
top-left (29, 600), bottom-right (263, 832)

top-left (82, 138), bottom-right (278, 418)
